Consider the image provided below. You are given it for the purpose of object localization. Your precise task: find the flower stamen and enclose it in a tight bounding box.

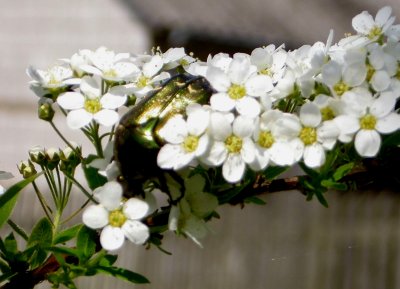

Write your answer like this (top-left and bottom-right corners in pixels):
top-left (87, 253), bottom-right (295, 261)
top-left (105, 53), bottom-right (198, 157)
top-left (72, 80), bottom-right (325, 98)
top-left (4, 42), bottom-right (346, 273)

top-left (84, 98), bottom-right (102, 114)
top-left (228, 84), bottom-right (246, 100)
top-left (299, 127), bottom-right (317, 145)
top-left (108, 210), bottom-right (127, 227)
top-left (258, 131), bottom-right (275, 148)
top-left (360, 114), bottom-right (376, 130)
top-left (225, 135), bottom-right (243, 153)
top-left (182, 135), bottom-right (199, 152)
top-left (333, 81), bottom-right (349, 96)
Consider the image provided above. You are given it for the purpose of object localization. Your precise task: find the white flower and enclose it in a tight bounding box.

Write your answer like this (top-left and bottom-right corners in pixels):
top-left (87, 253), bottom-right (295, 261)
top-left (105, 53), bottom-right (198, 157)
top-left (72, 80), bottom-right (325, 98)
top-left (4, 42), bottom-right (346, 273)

top-left (274, 103), bottom-right (340, 168)
top-left (82, 181), bottom-right (154, 251)
top-left (57, 76), bottom-right (126, 129)
top-left (89, 141), bottom-right (120, 181)
top-left (157, 104), bottom-right (210, 170)
top-left (334, 91), bottom-right (400, 157)
top-left (206, 54), bottom-right (272, 117)
top-left (81, 47), bottom-right (140, 82)
top-left (27, 65), bottom-right (80, 92)
top-left (202, 113), bottom-right (256, 183)
top-left (250, 44), bottom-right (287, 83)
top-left (352, 6), bottom-right (396, 41)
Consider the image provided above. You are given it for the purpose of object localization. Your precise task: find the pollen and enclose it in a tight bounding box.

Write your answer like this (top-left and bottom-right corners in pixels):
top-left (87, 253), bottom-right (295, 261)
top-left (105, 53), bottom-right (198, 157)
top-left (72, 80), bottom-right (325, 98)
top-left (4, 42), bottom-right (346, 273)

top-left (320, 107), bottom-right (335, 121)
top-left (299, 127), bottom-right (317, 146)
top-left (360, 114), bottom-right (376, 130)
top-left (108, 210), bottom-right (127, 227)
top-left (228, 84), bottom-right (246, 100)
top-left (368, 26), bottom-right (383, 40)
top-left (259, 68), bottom-right (273, 77)
top-left (182, 135), bottom-right (199, 152)
top-left (84, 98), bottom-right (102, 114)
top-left (103, 69), bottom-right (118, 78)
top-left (258, 131), bottom-right (275, 148)
top-left (225, 135), bottom-right (243, 153)
top-left (137, 75), bottom-right (150, 88)
top-left (366, 63), bottom-right (375, 82)
top-left (333, 81), bottom-right (349, 96)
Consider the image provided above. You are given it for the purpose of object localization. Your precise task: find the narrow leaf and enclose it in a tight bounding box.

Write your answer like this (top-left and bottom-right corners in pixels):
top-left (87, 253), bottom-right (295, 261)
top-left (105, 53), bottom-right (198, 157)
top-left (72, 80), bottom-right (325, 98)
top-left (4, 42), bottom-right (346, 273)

top-left (96, 266), bottom-right (150, 284)
top-left (54, 224), bottom-right (83, 244)
top-left (262, 166), bottom-right (289, 181)
top-left (0, 173), bottom-right (42, 228)
top-left (333, 163), bottom-right (354, 181)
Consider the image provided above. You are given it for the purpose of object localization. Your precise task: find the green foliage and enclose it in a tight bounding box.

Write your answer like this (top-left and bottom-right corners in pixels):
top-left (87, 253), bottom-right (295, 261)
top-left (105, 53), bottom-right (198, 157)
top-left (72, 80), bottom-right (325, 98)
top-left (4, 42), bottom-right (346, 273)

top-left (76, 226), bottom-right (97, 262)
top-left (54, 224), bottom-right (83, 244)
top-left (95, 266), bottom-right (150, 284)
top-left (27, 217), bottom-right (54, 268)
top-left (0, 173), bottom-right (41, 228)
top-left (83, 155), bottom-right (107, 190)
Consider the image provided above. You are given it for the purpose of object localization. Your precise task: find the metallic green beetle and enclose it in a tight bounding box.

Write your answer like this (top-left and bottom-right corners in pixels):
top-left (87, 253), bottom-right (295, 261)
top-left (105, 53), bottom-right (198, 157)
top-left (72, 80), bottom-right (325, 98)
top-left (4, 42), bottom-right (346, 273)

top-left (114, 73), bottom-right (214, 195)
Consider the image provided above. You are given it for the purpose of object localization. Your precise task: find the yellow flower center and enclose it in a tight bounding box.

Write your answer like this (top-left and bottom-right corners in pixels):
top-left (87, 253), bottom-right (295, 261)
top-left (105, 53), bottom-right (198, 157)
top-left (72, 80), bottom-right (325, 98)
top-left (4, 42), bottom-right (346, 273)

top-left (366, 63), bottom-right (375, 82)
top-left (360, 114), bottom-right (376, 130)
top-left (320, 107), bottom-right (335, 121)
top-left (137, 75), bottom-right (150, 88)
top-left (108, 210), bottom-right (127, 227)
top-left (182, 135), bottom-right (199, 152)
top-left (225, 135), bottom-right (243, 153)
top-left (258, 131), bottom-right (275, 148)
top-left (179, 59), bottom-right (190, 66)
top-left (259, 68), bottom-right (273, 76)
top-left (48, 74), bottom-right (61, 85)
top-left (228, 84), bottom-right (246, 100)
top-left (84, 98), bottom-right (102, 114)
top-left (333, 81), bottom-right (349, 96)
top-left (103, 69), bottom-right (118, 78)
top-left (299, 127), bottom-right (317, 145)
top-left (368, 26), bottom-right (383, 40)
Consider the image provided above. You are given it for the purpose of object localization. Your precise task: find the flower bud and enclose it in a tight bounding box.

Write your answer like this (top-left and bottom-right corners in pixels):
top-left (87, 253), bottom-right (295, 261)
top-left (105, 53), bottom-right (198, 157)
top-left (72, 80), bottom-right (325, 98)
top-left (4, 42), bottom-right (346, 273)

top-left (45, 147), bottom-right (60, 170)
top-left (59, 143), bottom-right (81, 172)
top-left (38, 101), bottom-right (55, 121)
top-left (126, 94), bottom-right (137, 107)
top-left (17, 160), bottom-right (37, 179)
top-left (29, 145), bottom-right (46, 165)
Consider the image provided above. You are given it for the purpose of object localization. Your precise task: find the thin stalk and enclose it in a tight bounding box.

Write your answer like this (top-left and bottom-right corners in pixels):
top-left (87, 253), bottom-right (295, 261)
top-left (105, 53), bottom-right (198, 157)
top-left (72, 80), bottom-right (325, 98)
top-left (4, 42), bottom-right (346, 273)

top-left (31, 181), bottom-right (53, 223)
top-left (61, 198), bottom-right (91, 225)
top-left (49, 121), bottom-right (82, 160)
top-left (7, 220), bottom-right (28, 241)
top-left (63, 173), bottom-right (97, 203)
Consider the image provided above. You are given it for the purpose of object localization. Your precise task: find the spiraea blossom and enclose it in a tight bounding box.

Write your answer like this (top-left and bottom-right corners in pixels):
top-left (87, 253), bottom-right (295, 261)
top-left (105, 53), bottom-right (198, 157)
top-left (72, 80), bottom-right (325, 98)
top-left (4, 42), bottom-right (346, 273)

top-left (57, 76), bottom-right (127, 129)
top-left (82, 181), bottom-right (154, 251)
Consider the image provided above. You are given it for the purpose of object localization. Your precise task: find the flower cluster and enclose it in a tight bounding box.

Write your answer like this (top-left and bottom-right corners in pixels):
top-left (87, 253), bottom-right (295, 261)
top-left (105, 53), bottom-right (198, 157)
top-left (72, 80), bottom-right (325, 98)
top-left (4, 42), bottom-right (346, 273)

top-left (157, 6), bottom-right (400, 183)
top-left (25, 6), bottom-right (400, 253)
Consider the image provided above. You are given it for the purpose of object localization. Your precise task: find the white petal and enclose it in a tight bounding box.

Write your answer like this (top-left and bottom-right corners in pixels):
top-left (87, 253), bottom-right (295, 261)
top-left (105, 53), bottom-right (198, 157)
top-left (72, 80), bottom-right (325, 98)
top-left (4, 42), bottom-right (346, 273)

top-left (344, 63), bottom-right (367, 87)
top-left (100, 226), bottom-right (125, 251)
top-left (122, 220), bottom-right (150, 245)
top-left (235, 97), bottom-right (260, 117)
top-left (94, 110), bottom-right (119, 127)
top-left (195, 134), bottom-right (210, 157)
top-left (272, 114), bottom-right (301, 140)
top-left (371, 71), bottom-right (391, 92)
top-left (123, 198), bottom-right (150, 220)
top-left (168, 206), bottom-right (180, 231)
top-left (376, 113), bottom-right (400, 133)
top-left (303, 144), bottom-right (325, 168)
top-left (222, 154), bottom-right (246, 183)
top-left (113, 62), bottom-right (140, 79)
top-left (57, 92), bottom-right (84, 110)
top-left (300, 102), bottom-right (321, 127)
top-left (101, 93), bottom-right (126, 110)
top-left (66, 109), bottom-right (92, 129)
top-left (209, 112), bottom-right (232, 141)
top-left (355, 130), bottom-right (381, 157)
top-left (333, 115), bottom-right (360, 135)
top-left (321, 61), bottom-right (341, 86)
top-left (375, 6), bottom-right (392, 27)
top-left (158, 116), bottom-right (187, 144)
top-left (94, 181), bottom-right (123, 210)
top-left (202, 142), bottom-right (227, 166)
top-left (245, 75), bottom-right (273, 96)
top-left (233, 116), bottom-right (254, 138)
top-left (228, 56), bottom-right (252, 84)
top-left (269, 141), bottom-right (296, 166)
top-left (249, 146), bottom-right (269, 171)
top-left (210, 93), bottom-right (235, 112)
top-left (241, 138), bottom-right (256, 163)
top-left (206, 66), bottom-right (230, 92)
top-left (80, 64), bottom-right (103, 76)
top-left (81, 76), bottom-right (101, 98)
top-left (157, 144), bottom-right (190, 169)
top-left (352, 11), bottom-right (374, 34)
top-left (82, 205), bottom-right (109, 229)
top-left (370, 93), bottom-right (396, 118)
top-left (143, 55), bottom-right (163, 77)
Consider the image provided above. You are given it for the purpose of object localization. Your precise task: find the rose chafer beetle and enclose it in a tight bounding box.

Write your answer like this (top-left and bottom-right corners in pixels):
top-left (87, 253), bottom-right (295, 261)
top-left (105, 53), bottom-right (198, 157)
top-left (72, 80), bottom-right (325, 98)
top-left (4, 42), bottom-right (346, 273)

top-left (114, 73), bottom-right (214, 195)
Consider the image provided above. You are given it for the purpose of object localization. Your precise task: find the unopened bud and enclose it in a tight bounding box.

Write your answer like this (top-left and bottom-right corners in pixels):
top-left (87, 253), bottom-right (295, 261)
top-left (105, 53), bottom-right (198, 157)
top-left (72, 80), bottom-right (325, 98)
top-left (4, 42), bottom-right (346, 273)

top-left (38, 102), bottom-right (55, 121)
top-left (29, 145), bottom-right (46, 165)
top-left (59, 142), bottom-right (81, 171)
top-left (45, 147), bottom-right (60, 170)
top-left (18, 160), bottom-right (37, 179)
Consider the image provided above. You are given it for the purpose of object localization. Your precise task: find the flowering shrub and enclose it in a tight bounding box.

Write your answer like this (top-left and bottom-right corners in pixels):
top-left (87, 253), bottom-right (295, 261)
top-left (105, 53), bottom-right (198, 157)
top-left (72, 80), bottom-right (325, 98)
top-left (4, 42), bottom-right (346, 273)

top-left (0, 6), bottom-right (399, 288)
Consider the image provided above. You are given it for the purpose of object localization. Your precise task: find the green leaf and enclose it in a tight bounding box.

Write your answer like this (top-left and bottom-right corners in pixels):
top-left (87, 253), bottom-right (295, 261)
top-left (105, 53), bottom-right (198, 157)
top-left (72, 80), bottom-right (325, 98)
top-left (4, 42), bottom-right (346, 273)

top-left (83, 156), bottom-right (107, 190)
top-left (76, 226), bottom-right (97, 262)
top-left (314, 190), bottom-right (329, 208)
top-left (28, 217), bottom-right (53, 248)
top-left (54, 224), bottom-right (83, 244)
top-left (96, 266), bottom-right (150, 284)
top-left (383, 130), bottom-right (400, 146)
top-left (4, 233), bottom-right (18, 255)
top-left (262, 166), bottom-right (289, 180)
top-left (47, 246), bottom-right (80, 259)
top-left (98, 254), bottom-right (118, 267)
top-left (244, 196), bottom-right (267, 205)
top-left (0, 173), bottom-right (42, 228)
top-left (333, 163), bottom-right (354, 181)
top-left (321, 179), bottom-right (348, 191)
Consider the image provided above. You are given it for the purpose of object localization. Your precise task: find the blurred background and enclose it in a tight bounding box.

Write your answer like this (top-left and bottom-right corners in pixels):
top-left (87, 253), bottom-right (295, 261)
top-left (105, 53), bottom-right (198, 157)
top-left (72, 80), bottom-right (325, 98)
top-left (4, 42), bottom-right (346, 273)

top-left (1, 0), bottom-right (400, 288)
